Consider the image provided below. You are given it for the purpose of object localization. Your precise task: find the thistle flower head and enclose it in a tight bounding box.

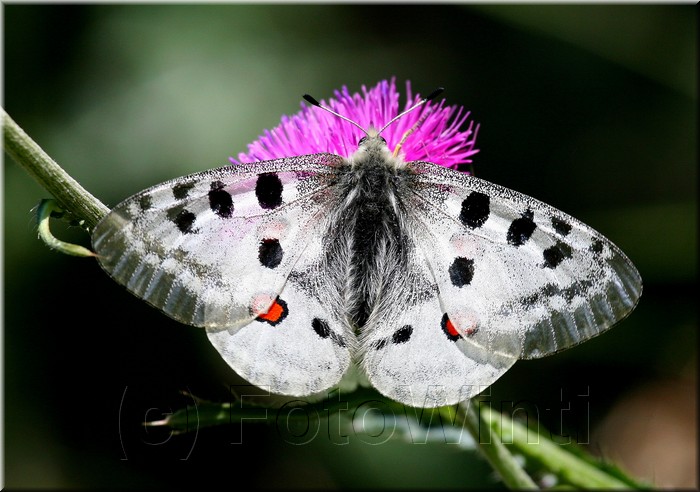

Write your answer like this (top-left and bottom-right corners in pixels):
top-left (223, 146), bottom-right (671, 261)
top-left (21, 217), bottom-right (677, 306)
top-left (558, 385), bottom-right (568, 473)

top-left (231, 78), bottom-right (479, 171)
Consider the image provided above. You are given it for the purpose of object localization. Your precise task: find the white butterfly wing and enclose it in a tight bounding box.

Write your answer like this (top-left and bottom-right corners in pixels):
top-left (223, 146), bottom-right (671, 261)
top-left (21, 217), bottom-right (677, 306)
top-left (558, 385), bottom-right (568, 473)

top-left (406, 161), bottom-right (642, 359)
top-left (92, 154), bottom-right (341, 329)
top-left (358, 244), bottom-right (516, 408)
top-left (206, 222), bottom-right (354, 396)
top-left (92, 153), bottom-right (354, 396)
top-left (360, 160), bottom-right (641, 407)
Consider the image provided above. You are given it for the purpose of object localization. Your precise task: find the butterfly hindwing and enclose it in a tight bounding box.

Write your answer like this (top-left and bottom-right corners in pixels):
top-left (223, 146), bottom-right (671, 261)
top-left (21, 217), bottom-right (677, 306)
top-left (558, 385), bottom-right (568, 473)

top-left (359, 237), bottom-right (516, 408)
top-left (92, 154), bottom-right (344, 329)
top-left (406, 160), bottom-right (642, 359)
top-left (206, 227), bottom-right (354, 396)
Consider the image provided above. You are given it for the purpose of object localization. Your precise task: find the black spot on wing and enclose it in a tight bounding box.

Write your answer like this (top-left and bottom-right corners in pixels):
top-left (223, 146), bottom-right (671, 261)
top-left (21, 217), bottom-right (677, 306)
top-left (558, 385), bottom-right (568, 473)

top-left (139, 194), bottom-right (152, 211)
top-left (209, 180), bottom-right (234, 218)
top-left (312, 318), bottom-right (330, 338)
top-left (392, 325), bottom-right (413, 344)
top-left (543, 241), bottom-right (573, 269)
top-left (551, 217), bottom-right (572, 236)
top-left (167, 206), bottom-right (197, 234)
top-left (590, 239), bottom-right (604, 255)
top-left (448, 257), bottom-right (475, 287)
top-left (507, 209), bottom-right (536, 246)
top-left (172, 181), bottom-right (195, 200)
top-left (459, 191), bottom-right (490, 229)
top-left (258, 238), bottom-right (283, 269)
top-left (312, 318), bottom-right (346, 347)
top-left (256, 173), bottom-right (283, 209)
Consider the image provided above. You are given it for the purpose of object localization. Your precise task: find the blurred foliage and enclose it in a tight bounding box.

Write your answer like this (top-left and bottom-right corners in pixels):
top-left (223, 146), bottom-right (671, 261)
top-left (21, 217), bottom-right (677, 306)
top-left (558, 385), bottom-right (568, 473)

top-left (3, 4), bottom-right (696, 489)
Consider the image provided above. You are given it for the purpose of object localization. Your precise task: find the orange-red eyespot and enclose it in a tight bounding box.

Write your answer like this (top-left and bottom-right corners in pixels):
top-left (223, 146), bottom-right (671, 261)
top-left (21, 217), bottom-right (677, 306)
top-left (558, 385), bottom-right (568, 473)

top-left (441, 313), bottom-right (478, 341)
top-left (254, 297), bottom-right (288, 326)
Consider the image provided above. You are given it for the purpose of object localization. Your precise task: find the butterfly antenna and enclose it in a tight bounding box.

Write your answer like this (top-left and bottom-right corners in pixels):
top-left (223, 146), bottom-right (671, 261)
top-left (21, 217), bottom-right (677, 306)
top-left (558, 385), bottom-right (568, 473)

top-left (303, 94), bottom-right (369, 137)
top-left (378, 87), bottom-right (444, 135)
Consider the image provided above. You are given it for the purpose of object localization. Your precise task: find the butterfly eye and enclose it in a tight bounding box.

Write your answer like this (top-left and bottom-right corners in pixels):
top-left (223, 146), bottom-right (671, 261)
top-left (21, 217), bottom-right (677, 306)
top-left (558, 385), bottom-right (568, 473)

top-left (358, 136), bottom-right (387, 146)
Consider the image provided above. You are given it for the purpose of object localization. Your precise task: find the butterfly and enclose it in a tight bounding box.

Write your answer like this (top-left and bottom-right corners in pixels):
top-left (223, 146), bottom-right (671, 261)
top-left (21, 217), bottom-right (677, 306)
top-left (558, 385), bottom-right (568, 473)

top-left (91, 88), bottom-right (642, 408)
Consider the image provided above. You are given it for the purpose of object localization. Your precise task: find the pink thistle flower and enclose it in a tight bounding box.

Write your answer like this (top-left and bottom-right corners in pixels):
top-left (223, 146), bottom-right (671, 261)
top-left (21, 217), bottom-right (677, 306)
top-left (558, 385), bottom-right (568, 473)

top-left (230, 78), bottom-right (479, 171)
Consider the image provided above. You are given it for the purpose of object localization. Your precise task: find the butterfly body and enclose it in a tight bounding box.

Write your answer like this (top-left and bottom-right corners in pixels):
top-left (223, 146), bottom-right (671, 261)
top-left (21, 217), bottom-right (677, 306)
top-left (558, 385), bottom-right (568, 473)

top-left (92, 108), bottom-right (641, 408)
top-left (326, 131), bottom-right (415, 330)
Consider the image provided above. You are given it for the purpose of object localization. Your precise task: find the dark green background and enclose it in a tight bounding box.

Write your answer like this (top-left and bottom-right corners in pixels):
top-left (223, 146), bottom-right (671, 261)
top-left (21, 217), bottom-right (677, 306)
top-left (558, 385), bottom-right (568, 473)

top-left (4, 5), bottom-right (696, 489)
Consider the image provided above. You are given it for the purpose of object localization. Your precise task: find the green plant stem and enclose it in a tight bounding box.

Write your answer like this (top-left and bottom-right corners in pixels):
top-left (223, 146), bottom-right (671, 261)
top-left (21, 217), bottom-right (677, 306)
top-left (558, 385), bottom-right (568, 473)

top-left (153, 395), bottom-right (643, 489)
top-left (480, 404), bottom-right (631, 489)
top-left (2, 107), bottom-right (109, 229)
top-left (36, 199), bottom-right (97, 257)
top-left (458, 402), bottom-right (539, 489)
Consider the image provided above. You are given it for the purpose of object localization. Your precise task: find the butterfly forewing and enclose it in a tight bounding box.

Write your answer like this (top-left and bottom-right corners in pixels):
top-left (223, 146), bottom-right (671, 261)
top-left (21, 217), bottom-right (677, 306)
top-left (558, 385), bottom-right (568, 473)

top-left (92, 154), bottom-right (344, 329)
top-left (406, 161), bottom-right (642, 359)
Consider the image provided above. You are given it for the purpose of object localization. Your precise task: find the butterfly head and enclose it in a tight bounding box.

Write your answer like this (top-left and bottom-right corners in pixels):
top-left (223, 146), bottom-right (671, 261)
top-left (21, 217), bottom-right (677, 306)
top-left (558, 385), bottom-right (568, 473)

top-left (351, 128), bottom-right (398, 168)
top-left (357, 129), bottom-right (387, 151)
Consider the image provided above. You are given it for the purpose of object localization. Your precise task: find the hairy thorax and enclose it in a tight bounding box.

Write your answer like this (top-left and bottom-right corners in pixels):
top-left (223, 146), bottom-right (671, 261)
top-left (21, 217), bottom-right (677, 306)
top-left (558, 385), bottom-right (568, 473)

top-left (326, 146), bottom-right (414, 332)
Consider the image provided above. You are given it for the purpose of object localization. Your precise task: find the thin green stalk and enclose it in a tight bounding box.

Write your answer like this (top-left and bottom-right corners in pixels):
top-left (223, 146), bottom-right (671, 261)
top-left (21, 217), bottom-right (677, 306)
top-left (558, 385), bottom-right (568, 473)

top-left (2, 107), bottom-right (109, 229)
top-left (480, 404), bottom-right (632, 489)
top-left (152, 395), bottom-right (644, 489)
top-left (36, 199), bottom-right (97, 257)
top-left (457, 402), bottom-right (539, 489)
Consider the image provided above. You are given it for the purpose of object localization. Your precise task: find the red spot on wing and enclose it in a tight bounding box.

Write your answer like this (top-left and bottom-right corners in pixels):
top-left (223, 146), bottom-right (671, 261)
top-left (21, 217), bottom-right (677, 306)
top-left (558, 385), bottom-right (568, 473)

top-left (255, 297), bottom-right (288, 326)
top-left (441, 313), bottom-right (478, 341)
top-left (445, 317), bottom-right (459, 337)
top-left (258, 302), bottom-right (283, 322)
